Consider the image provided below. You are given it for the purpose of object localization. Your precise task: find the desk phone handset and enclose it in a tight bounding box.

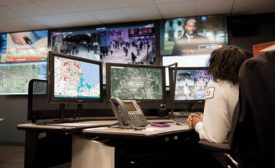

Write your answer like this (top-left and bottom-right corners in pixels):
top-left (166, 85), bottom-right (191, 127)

top-left (110, 97), bottom-right (148, 129)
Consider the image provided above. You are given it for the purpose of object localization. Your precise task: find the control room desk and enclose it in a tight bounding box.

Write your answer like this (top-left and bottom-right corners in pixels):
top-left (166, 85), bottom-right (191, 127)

top-left (76, 121), bottom-right (199, 168)
top-left (17, 120), bottom-right (116, 168)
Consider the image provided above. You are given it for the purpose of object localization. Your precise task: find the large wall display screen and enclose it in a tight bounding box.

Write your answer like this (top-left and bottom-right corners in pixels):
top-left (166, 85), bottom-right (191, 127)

top-left (0, 30), bottom-right (48, 95)
top-left (50, 23), bottom-right (157, 83)
top-left (161, 15), bottom-right (227, 57)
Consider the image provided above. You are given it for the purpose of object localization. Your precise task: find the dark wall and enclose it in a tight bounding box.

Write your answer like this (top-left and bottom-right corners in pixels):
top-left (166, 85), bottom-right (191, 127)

top-left (228, 13), bottom-right (275, 52)
top-left (0, 12), bottom-right (275, 144)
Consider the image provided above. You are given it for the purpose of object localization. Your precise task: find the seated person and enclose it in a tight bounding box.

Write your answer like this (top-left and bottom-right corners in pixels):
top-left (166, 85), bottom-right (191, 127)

top-left (187, 45), bottom-right (251, 143)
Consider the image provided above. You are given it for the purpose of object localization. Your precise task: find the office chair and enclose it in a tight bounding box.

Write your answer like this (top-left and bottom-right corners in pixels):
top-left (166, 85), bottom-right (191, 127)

top-left (198, 138), bottom-right (239, 168)
top-left (229, 50), bottom-right (275, 168)
top-left (28, 79), bottom-right (47, 122)
top-left (28, 79), bottom-right (60, 123)
top-left (197, 102), bottom-right (240, 168)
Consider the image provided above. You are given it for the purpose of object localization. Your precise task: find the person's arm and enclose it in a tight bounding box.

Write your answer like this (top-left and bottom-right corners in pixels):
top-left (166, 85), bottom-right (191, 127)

top-left (10, 32), bottom-right (28, 45)
top-left (194, 85), bottom-right (230, 143)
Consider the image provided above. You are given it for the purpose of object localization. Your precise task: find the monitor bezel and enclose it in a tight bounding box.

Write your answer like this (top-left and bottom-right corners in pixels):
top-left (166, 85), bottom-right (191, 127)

top-left (169, 67), bottom-right (211, 103)
top-left (106, 63), bottom-right (166, 104)
top-left (48, 51), bottom-right (103, 103)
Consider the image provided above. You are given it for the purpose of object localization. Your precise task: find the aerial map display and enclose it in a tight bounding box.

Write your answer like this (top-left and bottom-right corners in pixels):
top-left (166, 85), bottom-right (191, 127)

top-left (54, 57), bottom-right (100, 98)
top-left (110, 66), bottom-right (163, 100)
top-left (0, 63), bottom-right (46, 94)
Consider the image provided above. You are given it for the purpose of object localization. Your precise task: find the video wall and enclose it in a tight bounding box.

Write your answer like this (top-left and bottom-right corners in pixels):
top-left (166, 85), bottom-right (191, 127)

top-left (0, 31), bottom-right (48, 95)
top-left (0, 15), bottom-right (228, 95)
top-left (50, 23), bottom-right (156, 83)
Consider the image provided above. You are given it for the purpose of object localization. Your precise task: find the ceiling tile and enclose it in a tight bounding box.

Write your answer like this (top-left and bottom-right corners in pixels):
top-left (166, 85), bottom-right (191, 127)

top-left (0, 24), bottom-right (14, 32)
top-left (7, 2), bottom-right (52, 17)
top-left (154, 0), bottom-right (191, 4)
top-left (232, 0), bottom-right (272, 14)
top-left (29, 12), bottom-right (101, 28)
top-left (33, 0), bottom-right (82, 14)
top-left (72, 0), bottom-right (154, 10)
top-left (0, 0), bottom-right (33, 7)
top-left (0, 17), bottom-right (47, 32)
top-left (0, 6), bottom-right (20, 19)
top-left (92, 5), bottom-right (162, 23)
top-left (195, 0), bottom-right (233, 15)
top-left (157, 0), bottom-right (195, 18)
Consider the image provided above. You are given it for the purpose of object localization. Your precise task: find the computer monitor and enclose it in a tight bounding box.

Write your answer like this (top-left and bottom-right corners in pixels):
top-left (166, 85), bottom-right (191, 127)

top-left (169, 67), bottom-right (212, 103)
top-left (106, 63), bottom-right (166, 103)
top-left (48, 51), bottom-right (103, 103)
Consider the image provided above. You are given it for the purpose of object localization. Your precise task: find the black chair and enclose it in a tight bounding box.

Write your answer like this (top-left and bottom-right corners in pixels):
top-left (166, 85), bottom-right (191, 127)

top-left (198, 137), bottom-right (239, 168)
top-left (27, 79), bottom-right (60, 123)
top-left (197, 102), bottom-right (240, 168)
top-left (229, 50), bottom-right (275, 168)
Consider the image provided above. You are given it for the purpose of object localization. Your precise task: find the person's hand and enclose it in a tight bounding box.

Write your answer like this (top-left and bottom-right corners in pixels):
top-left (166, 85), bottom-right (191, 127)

top-left (10, 32), bottom-right (28, 45)
top-left (186, 112), bottom-right (203, 128)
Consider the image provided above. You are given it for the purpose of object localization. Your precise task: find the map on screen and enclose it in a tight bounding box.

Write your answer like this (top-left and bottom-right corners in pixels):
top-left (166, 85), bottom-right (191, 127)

top-left (54, 56), bottom-right (100, 98)
top-left (110, 66), bottom-right (163, 100)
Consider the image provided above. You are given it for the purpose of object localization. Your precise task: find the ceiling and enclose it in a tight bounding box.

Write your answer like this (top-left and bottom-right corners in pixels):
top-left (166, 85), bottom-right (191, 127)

top-left (0, 0), bottom-right (274, 32)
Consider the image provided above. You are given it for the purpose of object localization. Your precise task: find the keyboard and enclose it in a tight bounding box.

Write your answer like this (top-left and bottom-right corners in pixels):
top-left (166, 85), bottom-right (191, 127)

top-left (172, 117), bottom-right (186, 124)
top-left (170, 111), bottom-right (190, 125)
top-left (35, 118), bottom-right (95, 125)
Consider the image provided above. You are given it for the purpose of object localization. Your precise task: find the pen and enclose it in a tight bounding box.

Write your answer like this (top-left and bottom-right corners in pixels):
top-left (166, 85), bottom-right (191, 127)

top-left (23, 36), bottom-right (34, 48)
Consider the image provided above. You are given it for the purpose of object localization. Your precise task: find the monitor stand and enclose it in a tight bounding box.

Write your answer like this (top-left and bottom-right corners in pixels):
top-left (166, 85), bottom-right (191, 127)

top-left (58, 103), bottom-right (83, 122)
top-left (73, 103), bottom-right (82, 119)
top-left (54, 103), bottom-right (71, 123)
top-left (187, 103), bottom-right (194, 112)
top-left (51, 103), bottom-right (71, 123)
top-left (35, 103), bottom-right (86, 125)
top-left (35, 103), bottom-right (69, 125)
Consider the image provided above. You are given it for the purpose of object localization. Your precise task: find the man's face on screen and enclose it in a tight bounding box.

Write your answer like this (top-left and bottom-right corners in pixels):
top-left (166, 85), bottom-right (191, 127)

top-left (184, 19), bottom-right (197, 36)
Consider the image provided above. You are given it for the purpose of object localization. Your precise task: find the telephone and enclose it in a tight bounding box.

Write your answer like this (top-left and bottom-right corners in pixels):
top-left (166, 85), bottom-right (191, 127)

top-left (110, 97), bottom-right (148, 129)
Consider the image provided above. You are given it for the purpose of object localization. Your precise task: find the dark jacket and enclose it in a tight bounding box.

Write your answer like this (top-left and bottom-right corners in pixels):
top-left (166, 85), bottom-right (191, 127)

top-left (171, 34), bottom-right (209, 56)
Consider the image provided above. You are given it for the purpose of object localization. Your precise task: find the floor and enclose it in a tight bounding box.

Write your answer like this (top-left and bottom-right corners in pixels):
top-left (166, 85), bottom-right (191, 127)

top-left (0, 145), bottom-right (71, 168)
top-left (0, 145), bottom-right (24, 168)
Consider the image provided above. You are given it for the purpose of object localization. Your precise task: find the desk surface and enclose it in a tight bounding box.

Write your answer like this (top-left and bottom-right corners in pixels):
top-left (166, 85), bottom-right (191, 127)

top-left (83, 119), bottom-right (192, 138)
top-left (17, 120), bottom-right (117, 131)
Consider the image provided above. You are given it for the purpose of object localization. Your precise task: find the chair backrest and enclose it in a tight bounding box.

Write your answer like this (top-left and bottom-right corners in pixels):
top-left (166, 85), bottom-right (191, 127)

top-left (27, 79), bottom-right (60, 122)
top-left (230, 51), bottom-right (275, 168)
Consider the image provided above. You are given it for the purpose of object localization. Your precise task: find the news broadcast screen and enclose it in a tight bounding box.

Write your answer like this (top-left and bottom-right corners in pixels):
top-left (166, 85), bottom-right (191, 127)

top-left (161, 15), bottom-right (228, 56)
